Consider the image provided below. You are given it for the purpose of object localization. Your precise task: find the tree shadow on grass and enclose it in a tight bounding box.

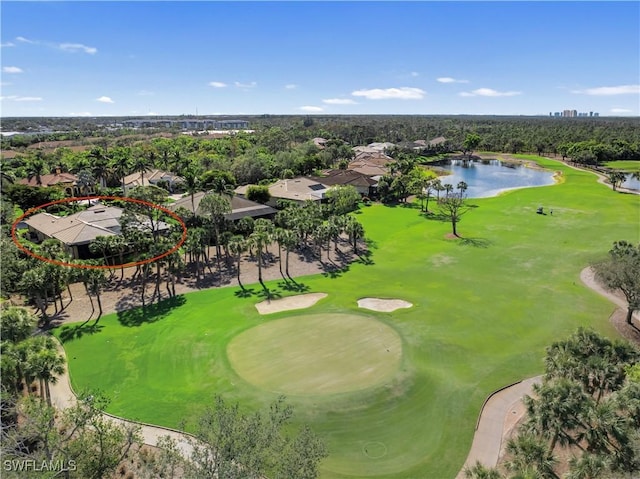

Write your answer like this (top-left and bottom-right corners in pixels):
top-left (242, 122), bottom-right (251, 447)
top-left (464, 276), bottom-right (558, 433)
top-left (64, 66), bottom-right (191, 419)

top-left (58, 320), bottom-right (104, 343)
top-left (355, 248), bottom-right (375, 266)
top-left (234, 287), bottom-right (257, 298)
top-left (458, 237), bottom-right (493, 248)
top-left (116, 295), bottom-right (187, 327)
top-left (279, 281), bottom-right (310, 293)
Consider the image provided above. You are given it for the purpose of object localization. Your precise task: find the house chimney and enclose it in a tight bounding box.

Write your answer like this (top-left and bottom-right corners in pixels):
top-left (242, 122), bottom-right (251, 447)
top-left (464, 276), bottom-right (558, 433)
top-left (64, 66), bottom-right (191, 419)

top-left (55, 167), bottom-right (61, 175)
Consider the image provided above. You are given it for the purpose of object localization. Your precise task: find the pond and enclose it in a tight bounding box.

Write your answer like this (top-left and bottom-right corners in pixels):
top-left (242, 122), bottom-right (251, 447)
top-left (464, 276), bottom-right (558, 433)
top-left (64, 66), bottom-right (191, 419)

top-left (437, 159), bottom-right (556, 198)
top-left (621, 173), bottom-right (640, 191)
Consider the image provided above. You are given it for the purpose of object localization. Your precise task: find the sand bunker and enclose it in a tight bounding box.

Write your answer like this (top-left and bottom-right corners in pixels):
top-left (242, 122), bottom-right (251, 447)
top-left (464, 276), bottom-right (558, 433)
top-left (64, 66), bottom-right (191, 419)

top-left (255, 293), bottom-right (328, 315)
top-left (357, 298), bottom-right (413, 312)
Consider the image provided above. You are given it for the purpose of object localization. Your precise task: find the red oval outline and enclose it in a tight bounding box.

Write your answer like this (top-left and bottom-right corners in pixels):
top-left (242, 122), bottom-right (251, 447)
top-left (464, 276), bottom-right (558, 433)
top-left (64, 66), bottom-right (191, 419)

top-left (11, 195), bottom-right (188, 270)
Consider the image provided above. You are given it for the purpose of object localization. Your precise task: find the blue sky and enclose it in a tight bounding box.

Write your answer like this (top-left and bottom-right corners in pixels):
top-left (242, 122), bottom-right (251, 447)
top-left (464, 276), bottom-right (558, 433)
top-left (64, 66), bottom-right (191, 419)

top-left (1, 1), bottom-right (638, 117)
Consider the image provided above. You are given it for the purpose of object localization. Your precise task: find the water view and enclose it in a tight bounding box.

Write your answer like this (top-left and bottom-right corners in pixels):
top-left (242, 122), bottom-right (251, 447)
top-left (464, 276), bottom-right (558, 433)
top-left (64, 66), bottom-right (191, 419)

top-left (438, 159), bottom-right (556, 198)
top-left (622, 173), bottom-right (640, 191)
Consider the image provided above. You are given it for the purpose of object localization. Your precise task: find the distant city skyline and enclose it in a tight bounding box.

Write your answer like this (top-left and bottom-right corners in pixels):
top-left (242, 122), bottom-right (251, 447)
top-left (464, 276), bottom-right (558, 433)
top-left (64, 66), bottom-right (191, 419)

top-left (1, 2), bottom-right (638, 117)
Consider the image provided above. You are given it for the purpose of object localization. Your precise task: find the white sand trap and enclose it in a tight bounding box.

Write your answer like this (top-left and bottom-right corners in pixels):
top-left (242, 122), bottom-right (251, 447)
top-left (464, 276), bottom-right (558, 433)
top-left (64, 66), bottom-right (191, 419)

top-left (255, 293), bottom-right (328, 315)
top-left (357, 298), bottom-right (413, 312)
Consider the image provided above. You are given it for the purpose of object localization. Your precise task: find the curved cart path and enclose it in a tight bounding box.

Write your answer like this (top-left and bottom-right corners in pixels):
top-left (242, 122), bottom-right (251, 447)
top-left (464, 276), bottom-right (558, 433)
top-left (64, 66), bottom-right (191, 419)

top-left (457, 266), bottom-right (638, 477)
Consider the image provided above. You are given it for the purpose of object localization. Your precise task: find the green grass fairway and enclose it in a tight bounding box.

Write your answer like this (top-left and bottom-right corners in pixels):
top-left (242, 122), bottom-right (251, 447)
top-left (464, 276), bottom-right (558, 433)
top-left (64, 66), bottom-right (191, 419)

top-left (604, 160), bottom-right (640, 173)
top-left (57, 156), bottom-right (640, 478)
top-left (227, 313), bottom-right (402, 395)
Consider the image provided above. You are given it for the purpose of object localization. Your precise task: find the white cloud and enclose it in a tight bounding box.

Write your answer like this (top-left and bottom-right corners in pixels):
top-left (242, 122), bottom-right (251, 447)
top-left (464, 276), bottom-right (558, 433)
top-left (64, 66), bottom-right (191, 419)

top-left (0, 82), bottom-right (12, 87)
top-left (323, 98), bottom-right (357, 105)
top-left (1, 95), bottom-right (43, 102)
top-left (146, 111), bottom-right (159, 116)
top-left (437, 77), bottom-right (469, 84)
top-left (234, 81), bottom-right (257, 89)
top-left (410, 72), bottom-right (420, 77)
top-left (208, 81), bottom-right (227, 88)
top-left (58, 43), bottom-right (97, 54)
top-left (285, 84), bottom-right (297, 89)
top-left (16, 36), bottom-right (37, 44)
top-left (459, 88), bottom-right (521, 97)
top-left (299, 106), bottom-right (323, 112)
top-left (571, 85), bottom-right (640, 96)
top-left (14, 96), bottom-right (43, 102)
top-left (68, 112), bottom-right (93, 117)
top-left (138, 90), bottom-right (154, 96)
top-left (3, 66), bottom-right (23, 74)
top-left (610, 108), bottom-right (633, 113)
top-left (351, 87), bottom-right (425, 100)
top-left (1, 42), bottom-right (15, 48)
top-left (96, 96), bottom-right (114, 103)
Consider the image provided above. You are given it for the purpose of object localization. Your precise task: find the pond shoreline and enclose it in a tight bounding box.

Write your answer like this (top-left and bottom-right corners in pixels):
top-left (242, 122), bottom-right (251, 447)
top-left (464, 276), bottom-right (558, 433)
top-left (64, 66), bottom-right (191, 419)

top-left (426, 153), bottom-right (558, 198)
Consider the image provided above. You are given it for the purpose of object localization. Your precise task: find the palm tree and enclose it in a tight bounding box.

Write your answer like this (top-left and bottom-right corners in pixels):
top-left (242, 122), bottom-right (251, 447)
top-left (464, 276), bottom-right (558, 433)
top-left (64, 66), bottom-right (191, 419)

top-left (25, 336), bottom-right (65, 405)
top-left (433, 178), bottom-right (444, 202)
top-left (271, 228), bottom-right (289, 282)
top-left (228, 235), bottom-right (247, 290)
top-left (85, 268), bottom-right (107, 318)
top-left (607, 170), bottom-right (627, 191)
top-left (344, 216), bottom-right (365, 255)
top-left (106, 235), bottom-right (128, 281)
top-left (89, 236), bottom-right (112, 267)
top-left (132, 152), bottom-right (154, 188)
top-left (110, 149), bottom-right (132, 193)
top-left (1, 307), bottom-right (36, 343)
top-left (199, 193), bottom-right (231, 265)
top-left (280, 228), bottom-right (297, 281)
top-left (26, 157), bottom-right (46, 186)
top-left (19, 267), bottom-right (49, 324)
top-left (88, 146), bottom-right (111, 187)
top-left (76, 169), bottom-right (95, 200)
top-left (565, 453), bottom-right (608, 479)
top-left (463, 461), bottom-right (503, 479)
top-left (249, 230), bottom-right (270, 294)
top-left (181, 164), bottom-right (202, 214)
top-left (505, 432), bottom-right (559, 479)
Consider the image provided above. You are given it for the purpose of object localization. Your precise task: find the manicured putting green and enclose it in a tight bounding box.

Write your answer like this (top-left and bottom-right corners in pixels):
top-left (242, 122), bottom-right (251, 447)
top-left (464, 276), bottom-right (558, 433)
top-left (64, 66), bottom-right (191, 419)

top-left (227, 314), bottom-right (402, 395)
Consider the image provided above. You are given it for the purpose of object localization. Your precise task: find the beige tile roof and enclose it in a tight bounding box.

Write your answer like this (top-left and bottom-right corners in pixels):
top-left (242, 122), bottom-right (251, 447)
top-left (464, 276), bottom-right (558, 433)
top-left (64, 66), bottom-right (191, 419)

top-left (312, 170), bottom-right (376, 188)
top-left (18, 172), bottom-right (78, 187)
top-left (169, 192), bottom-right (276, 219)
top-left (235, 178), bottom-right (328, 202)
top-left (24, 205), bottom-right (123, 246)
top-left (123, 169), bottom-right (183, 188)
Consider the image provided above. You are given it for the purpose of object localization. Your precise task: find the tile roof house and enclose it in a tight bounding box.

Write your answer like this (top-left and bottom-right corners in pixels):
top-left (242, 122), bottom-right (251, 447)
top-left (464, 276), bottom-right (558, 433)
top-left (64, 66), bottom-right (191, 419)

top-left (123, 169), bottom-right (184, 193)
top-left (312, 170), bottom-right (377, 196)
top-left (235, 178), bottom-right (329, 206)
top-left (18, 171), bottom-right (87, 196)
top-left (24, 204), bottom-right (169, 260)
top-left (168, 192), bottom-right (277, 221)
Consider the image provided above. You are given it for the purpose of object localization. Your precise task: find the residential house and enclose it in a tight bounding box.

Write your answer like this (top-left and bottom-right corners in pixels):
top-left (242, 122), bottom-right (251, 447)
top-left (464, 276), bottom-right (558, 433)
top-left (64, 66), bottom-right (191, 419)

top-left (168, 192), bottom-right (277, 221)
top-left (18, 171), bottom-right (90, 197)
top-left (312, 170), bottom-right (377, 196)
top-left (235, 178), bottom-right (329, 206)
top-left (23, 204), bottom-right (170, 260)
top-left (123, 169), bottom-right (184, 193)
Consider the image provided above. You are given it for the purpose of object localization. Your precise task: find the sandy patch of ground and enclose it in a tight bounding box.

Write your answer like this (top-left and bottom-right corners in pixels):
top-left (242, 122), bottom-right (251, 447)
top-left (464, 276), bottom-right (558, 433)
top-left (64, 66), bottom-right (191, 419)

top-left (357, 298), bottom-right (413, 312)
top-left (255, 292), bottom-right (327, 315)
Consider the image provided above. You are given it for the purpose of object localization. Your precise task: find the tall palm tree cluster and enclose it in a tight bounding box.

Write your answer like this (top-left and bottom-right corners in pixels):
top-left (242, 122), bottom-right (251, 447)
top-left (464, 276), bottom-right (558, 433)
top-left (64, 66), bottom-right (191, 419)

top-left (465, 328), bottom-right (640, 479)
top-left (182, 195), bottom-right (365, 296)
top-left (1, 307), bottom-right (64, 407)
